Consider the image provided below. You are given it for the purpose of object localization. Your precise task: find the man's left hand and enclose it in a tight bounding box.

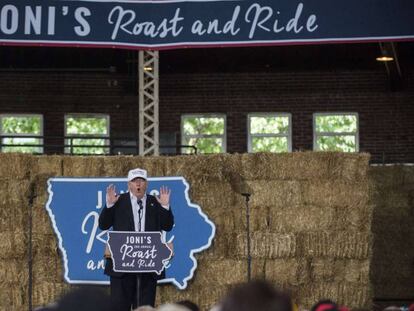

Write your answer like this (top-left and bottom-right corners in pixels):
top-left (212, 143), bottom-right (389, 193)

top-left (156, 186), bottom-right (171, 206)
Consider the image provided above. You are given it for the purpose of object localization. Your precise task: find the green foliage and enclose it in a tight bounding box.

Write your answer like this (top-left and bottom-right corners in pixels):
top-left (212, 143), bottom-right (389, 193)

top-left (66, 116), bottom-right (108, 135)
top-left (250, 116), bottom-right (289, 134)
top-left (1, 116), bottom-right (41, 134)
top-left (182, 117), bottom-right (225, 153)
top-left (65, 116), bottom-right (109, 154)
top-left (65, 138), bottom-right (108, 155)
top-left (182, 137), bottom-right (222, 154)
top-left (315, 115), bottom-right (357, 133)
top-left (315, 115), bottom-right (357, 152)
top-left (183, 117), bottom-right (224, 135)
top-left (252, 137), bottom-right (288, 153)
top-left (316, 135), bottom-right (356, 152)
top-left (1, 116), bottom-right (42, 153)
top-left (249, 116), bottom-right (289, 152)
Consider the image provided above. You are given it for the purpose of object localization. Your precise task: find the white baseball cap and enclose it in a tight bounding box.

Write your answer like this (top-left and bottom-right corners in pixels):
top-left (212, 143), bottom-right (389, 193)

top-left (127, 168), bottom-right (147, 181)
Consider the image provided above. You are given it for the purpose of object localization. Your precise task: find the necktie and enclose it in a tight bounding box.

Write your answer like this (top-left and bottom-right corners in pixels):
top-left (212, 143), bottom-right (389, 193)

top-left (137, 199), bottom-right (143, 231)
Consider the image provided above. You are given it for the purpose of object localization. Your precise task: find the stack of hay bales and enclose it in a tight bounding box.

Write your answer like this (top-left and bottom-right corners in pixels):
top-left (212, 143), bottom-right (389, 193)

top-left (0, 152), bottom-right (373, 311)
top-left (0, 154), bottom-right (33, 311)
top-left (370, 165), bottom-right (414, 305)
top-left (158, 152), bottom-right (373, 310)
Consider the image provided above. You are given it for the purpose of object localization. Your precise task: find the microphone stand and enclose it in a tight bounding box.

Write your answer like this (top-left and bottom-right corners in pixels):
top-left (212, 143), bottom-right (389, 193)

top-left (241, 193), bottom-right (251, 282)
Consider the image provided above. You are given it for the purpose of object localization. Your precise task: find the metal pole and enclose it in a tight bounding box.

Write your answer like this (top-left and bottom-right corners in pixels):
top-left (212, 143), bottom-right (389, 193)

top-left (28, 183), bottom-right (36, 311)
top-left (241, 193), bottom-right (251, 282)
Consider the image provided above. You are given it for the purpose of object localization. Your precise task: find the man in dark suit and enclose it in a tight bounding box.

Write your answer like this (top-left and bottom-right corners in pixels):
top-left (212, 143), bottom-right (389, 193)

top-left (99, 168), bottom-right (174, 311)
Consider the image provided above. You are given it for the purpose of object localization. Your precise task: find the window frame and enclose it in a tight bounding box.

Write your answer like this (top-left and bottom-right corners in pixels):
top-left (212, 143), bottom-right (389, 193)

top-left (313, 112), bottom-right (359, 152)
top-left (0, 113), bottom-right (44, 153)
top-left (64, 113), bottom-right (110, 155)
top-left (181, 114), bottom-right (227, 154)
top-left (247, 112), bottom-right (292, 153)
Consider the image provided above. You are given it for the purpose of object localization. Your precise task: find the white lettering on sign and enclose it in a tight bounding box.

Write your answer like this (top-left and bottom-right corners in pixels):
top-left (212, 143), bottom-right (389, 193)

top-left (74, 7), bottom-right (91, 36)
top-left (108, 6), bottom-right (184, 40)
top-left (86, 259), bottom-right (105, 271)
top-left (120, 244), bottom-right (157, 261)
top-left (0, 5), bottom-right (57, 36)
top-left (191, 5), bottom-right (240, 36)
top-left (1, 5), bottom-right (18, 34)
top-left (245, 2), bottom-right (318, 39)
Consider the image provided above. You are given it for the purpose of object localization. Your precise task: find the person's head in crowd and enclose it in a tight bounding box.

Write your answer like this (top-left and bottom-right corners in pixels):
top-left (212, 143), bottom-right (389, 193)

top-left (157, 303), bottom-right (191, 311)
top-left (311, 299), bottom-right (349, 311)
top-left (220, 280), bottom-right (292, 311)
top-left (54, 287), bottom-right (112, 311)
top-left (209, 305), bottom-right (221, 311)
top-left (134, 306), bottom-right (156, 311)
top-left (176, 300), bottom-right (200, 311)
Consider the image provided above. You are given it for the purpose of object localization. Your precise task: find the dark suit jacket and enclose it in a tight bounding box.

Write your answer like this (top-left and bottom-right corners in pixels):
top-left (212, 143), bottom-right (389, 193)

top-left (98, 192), bottom-right (174, 277)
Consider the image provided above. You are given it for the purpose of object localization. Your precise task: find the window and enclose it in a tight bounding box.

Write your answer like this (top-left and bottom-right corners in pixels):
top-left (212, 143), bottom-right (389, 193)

top-left (0, 114), bottom-right (43, 153)
top-left (181, 115), bottom-right (226, 154)
top-left (65, 114), bottom-right (110, 154)
top-left (313, 113), bottom-right (359, 152)
top-left (248, 113), bottom-right (292, 153)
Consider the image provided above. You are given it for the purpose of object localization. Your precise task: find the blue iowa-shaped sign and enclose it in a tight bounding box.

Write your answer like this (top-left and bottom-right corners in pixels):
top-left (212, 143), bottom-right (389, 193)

top-left (46, 177), bottom-right (216, 289)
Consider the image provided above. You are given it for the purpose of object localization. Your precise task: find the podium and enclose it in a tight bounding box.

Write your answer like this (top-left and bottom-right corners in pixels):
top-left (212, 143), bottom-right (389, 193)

top-left (106, 231), bottom-right (173, 307)
top-left (106, 231), bottom-right (173, 274)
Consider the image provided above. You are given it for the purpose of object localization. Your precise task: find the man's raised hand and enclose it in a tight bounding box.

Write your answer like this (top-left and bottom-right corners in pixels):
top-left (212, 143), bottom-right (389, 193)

top-left (156, 186), bottom-right (171, 206)
top-left (106, 184), bottom-right (119, 205)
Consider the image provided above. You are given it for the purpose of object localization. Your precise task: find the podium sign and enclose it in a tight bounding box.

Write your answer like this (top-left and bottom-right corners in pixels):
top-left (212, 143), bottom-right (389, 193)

top-left (107, 231), bottom-right (173, 274)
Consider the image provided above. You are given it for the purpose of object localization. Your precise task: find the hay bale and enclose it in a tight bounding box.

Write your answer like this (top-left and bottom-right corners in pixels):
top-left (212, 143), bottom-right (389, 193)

top-left (299, 231), bottom-right (370, 259)
top-left (0, 203), bottom-right (25, 232)
top-left (62, 156), bottom-right (105, 176)
top-left (198, 232), bottom-right (236, 259)
top-left (265, 258), bottom-right (309, 286)
top-left (32, 281), bottom-right (70, 308)
top-left (33, 254), bottom-right (62, 283)
top-left (32, 174), bottom-right (54, 207)
top-left (0, 153), bottom-right (32, 179)
top-left (234, 232), bottom-right (297, 259)
top-left (194, 259), bottom-right (246, 285)
top-left (334, 205), bottom-right (371, 232)
top-left (0, 231), bottom-right (27, 259)
top-left (299, 282), bottom-right (371, 309)
top-left (267, 233), bottom-right (297, 258)
top-left (0, 284), bottom-right (26, 310)
top-left (0, 178), bottom-right (31, 207)
top-left (188, 180), bottom-right (236, 213)
top-left (164, 154), bottom-right (242, 182)
top-left (240, 152), bottom-right (370, 182)
top-left (32, 233), bottom-right (58, 257)
top-left (310, 259), bottom-right (370, 284)
top-left (32, 205), bottom-right (55, 235)
top-left (301, 180), bottom-right (369, 208)
top-left (268, 205), bottom-right (335, 233)
top-left (31, 155), bottom-right (63, 176)
top-left (0, 259), bottom-right (27, 285)
top-left (249, 205), bottom-right (272, 231)
top-left (247, 180), bottom-right (302, 209)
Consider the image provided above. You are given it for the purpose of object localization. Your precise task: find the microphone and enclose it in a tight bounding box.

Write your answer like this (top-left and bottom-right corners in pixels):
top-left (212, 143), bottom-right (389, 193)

top-left (241, 193), bottom-right (251, 202)
top-left (137, 199), bottom-right (143, 231)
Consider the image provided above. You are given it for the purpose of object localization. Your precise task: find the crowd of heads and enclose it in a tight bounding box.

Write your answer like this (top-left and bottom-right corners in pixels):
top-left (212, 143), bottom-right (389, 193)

top-left (35, 280), bottom-right (414, 311)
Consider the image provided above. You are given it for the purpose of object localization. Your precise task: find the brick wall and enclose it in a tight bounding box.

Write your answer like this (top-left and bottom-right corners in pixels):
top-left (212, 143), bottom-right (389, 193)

top-left (0, 68), bottom-right (413, 162)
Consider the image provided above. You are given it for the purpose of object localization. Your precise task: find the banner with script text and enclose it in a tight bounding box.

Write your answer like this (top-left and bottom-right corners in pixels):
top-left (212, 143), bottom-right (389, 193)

top-left (46, 177), bottom-right (216, 290)
top-left (0, 0), bottom-right (413, 50)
